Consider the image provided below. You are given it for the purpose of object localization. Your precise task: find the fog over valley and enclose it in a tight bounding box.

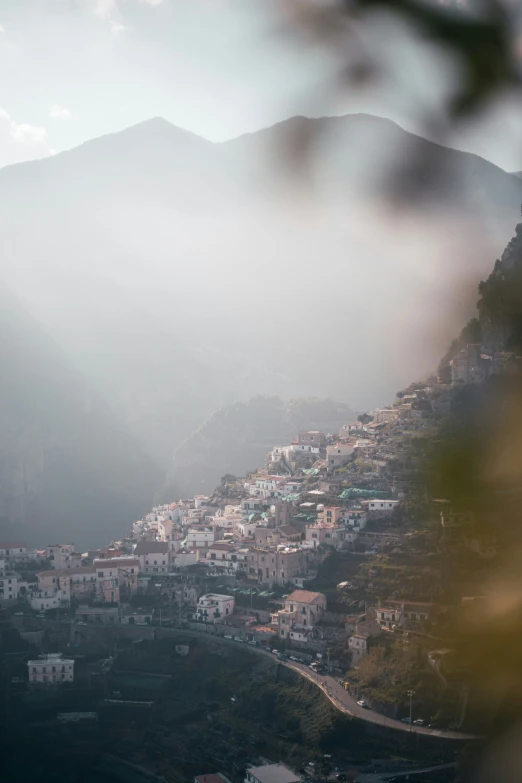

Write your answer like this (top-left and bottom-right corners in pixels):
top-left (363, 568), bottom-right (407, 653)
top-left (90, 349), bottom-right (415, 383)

top-left (1, 112), bottom-right (521, 544)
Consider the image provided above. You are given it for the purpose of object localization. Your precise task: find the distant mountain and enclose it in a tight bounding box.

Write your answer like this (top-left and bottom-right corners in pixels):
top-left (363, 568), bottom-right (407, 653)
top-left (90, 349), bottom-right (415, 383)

top-left (0, 286), bottom-right (161, 548)
top-left (161, 396), bottom-right (356, 498)
top-left (1, 113), bottom-right (522, 473)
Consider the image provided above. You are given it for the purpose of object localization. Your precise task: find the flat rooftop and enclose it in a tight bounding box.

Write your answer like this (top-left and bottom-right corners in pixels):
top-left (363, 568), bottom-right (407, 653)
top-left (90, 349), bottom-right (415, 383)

top-left (247, 764), bottom-right (301, 783)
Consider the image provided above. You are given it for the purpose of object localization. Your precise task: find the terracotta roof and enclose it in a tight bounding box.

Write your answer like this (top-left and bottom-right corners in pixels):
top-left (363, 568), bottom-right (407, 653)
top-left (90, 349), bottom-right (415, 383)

top-left (286, 589), bottom-right (325, 605)
top-left (134, 541), bottom-right (169, 555)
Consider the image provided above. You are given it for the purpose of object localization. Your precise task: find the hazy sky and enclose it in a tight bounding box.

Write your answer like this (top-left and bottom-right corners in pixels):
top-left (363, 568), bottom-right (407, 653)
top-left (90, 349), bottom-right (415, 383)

top-left (1, 0), bottom-right (522, 170)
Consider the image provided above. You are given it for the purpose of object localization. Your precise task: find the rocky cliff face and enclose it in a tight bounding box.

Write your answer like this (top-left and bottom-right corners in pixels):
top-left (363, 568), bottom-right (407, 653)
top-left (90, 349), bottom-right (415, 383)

top-left (478, 220), bottom-right (522, 354)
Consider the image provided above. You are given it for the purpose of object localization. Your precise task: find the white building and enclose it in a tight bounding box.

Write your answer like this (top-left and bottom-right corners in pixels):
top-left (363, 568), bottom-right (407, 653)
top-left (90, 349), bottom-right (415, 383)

top-left (186, 528), bottom-right (215, 549)
top-left (28, 653), bottom-right (74, 685)
top-left (362, 500), bottom-right (399, 516)
top-left (0, 573), bottom-right (21, 601)
top-left (30, 589), bottom-right (70, 611)
top-left (339, 509), bottom-right (368, 529)
top-left (171, 550), bottom-right (199, 568)
top-left (349, 633), bottom-right (369, 662)
top-left (158, 518), bottom-right (183, 542)
top-left (245, 764), bottom-right (300, 783)
top-left (195, 593), bottom-right (235, 623)
top-left (0, 542), bottom-right (27, 566)
top-left (278, 589), bottom-right (326, 641)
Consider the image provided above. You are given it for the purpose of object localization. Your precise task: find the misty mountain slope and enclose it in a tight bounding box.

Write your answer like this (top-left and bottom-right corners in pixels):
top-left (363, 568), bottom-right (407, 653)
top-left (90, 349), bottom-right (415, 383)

top-left (161, 396), bottom-right (356, 498)
top-left (0, 286), bottom-right (162, 548)
top-left (1, 113), bottom-right (522, 468)
top-left (220, 113), bottom-right (522, 218)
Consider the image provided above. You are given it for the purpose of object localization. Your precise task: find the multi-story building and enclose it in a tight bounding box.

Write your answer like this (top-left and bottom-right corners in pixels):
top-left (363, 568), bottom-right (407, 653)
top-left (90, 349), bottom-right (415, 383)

top-left (158, 518), bottom-right (182, 542)
top-left (195, 593), bottom-right (235, 623)
top-left (134, 541), bottom-right (170, 573)
top-left (93, 557), bottom-right (140, 603)
top-left (317, 506), bottom-right (344, 526)
top-left (28, 654), bottom-right (74, 685)
top-left (305, 524), bottom-right (337, 548)
top-left (339, 509), bottom-right (367, 529)
top-left (0, 542), bottom-right (29, 568)
top-left (348, 633), bottom-right (369, 662)
top-left (186, 528), bottom-right (215, 549)
top-left (31, 570), bottom-right (72, 609)
top-left (0, 572), bottom-right (21, 601)
top-left (48, 544), bottom-right (82, 570)
top-left (326, 443), bottom-right (354, 470)
top-left (384, 600), bottom-right (437, 631)
top-left (361, 500), bottom-right (399, 516)
top-left (298, 430), bottom-right (326, 448)
top-left (253, 477), bottom-right (287, 499)
top-left (375, 603), bottom-right (403, 630)
top-left (246, 547), bottom-right (316, 587)
top-left (278, 589), bottom-right (326, 642)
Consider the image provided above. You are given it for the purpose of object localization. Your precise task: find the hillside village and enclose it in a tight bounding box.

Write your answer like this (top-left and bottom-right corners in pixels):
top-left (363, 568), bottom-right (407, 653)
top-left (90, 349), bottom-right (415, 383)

top-left (0, 350), bottom-right (504, 727)
top-left (4, 218), bottom-right (522, 781)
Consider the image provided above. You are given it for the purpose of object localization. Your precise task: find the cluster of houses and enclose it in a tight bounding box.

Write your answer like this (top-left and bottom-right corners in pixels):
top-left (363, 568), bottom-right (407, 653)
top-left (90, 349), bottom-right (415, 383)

top-left (7, 381), bottom-right (497, 685)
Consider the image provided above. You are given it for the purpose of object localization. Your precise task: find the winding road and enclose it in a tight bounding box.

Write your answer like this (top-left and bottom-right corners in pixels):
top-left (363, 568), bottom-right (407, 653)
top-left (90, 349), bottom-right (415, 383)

top-left (156, 626), bottom-right (478, 741)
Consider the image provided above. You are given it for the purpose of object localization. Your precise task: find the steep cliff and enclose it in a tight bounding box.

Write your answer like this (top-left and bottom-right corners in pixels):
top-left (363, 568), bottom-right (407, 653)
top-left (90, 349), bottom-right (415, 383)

top-left (478, 219), bottom-right (522, 353)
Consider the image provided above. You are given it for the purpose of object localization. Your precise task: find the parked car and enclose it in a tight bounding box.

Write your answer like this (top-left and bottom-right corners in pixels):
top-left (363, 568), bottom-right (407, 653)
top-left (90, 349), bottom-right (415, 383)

top-left (357, 700), bottom-right (367, 708)
top-left (248, 640), bottom-right (257, 646)
top-left (271, 649), bottom-right (280, 655)
top-left (289, 656), bottom-right (299, 662)
top-left (413, 718), bottom-right (425, 725)
top-left (401, 717), bottom-right (411, 724)
top-left (234, 636), bottom-right (243, 642)
top-left (224, 634), bottom-right (233, 639)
